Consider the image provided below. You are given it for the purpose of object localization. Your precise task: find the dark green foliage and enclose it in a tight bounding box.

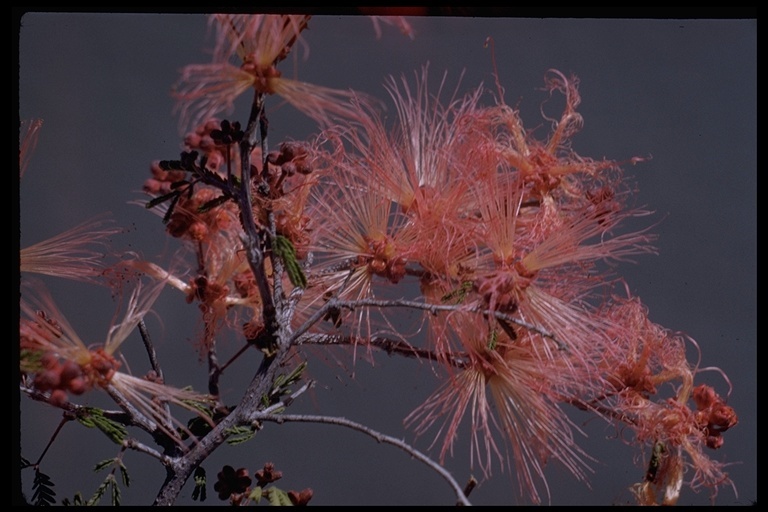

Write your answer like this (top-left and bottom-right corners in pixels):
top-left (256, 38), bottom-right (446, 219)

top-left (32, 468), bottom-right (56, 506)
top-left (210, 120), bottom-right (244, 145)
top-left (191, 466), bottom-right (207, 502)
top-left (61, 492), bottom-right (85, 506)
top-left (440, 280), bottom-right (473, 304)
top-left (261, 361), bottom-right (307, 408)
top-left (87, 459), bottom-right (129, 506)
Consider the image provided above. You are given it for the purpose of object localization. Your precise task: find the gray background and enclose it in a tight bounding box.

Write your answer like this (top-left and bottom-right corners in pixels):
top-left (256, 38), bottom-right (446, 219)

top-left (17, 13), bottom-right (756, 506)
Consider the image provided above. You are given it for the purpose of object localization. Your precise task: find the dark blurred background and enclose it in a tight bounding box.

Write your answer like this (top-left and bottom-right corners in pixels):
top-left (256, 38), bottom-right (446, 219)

top-left (17, 11), bottom-right (756, 505)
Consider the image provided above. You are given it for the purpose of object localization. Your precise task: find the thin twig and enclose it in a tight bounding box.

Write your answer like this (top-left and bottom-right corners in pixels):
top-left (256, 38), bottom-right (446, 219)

top-left (31, 415), bottom-right (71, 467)
top-left (123, 437), bottom-right (174, 466)
top-left (152, 345), bottom-right (295, 505)
top-left (20, 383), bottom-right (133, 424)
top-left (207, 346), bottom-right (221, 397)
top-left (104, 384), bottom-right (159, 434)
top-left (250, 412), bottom-right (472, 506)
top-left (137, 319), bottom-right (172, 423)
top-left (286, 267), bottom-right (356, 346)
top-left (260, 379), bottom-right (314, 415)
top-left (334, 297), bottom-right (569, 351)
top-left (296, 332), bottom-right (469, 369)
top-left (238, 91), bottom-right (277, 338)
top-left (137, 319), bottom-right (162, 379)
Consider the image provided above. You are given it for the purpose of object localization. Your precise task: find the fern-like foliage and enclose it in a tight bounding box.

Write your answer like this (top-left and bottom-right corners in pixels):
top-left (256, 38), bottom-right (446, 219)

top-left (274, 235), bottom-right (307, 288)
top-left (191, 466), bottom-right (207, 502)
top-left (32, 468), bottom-right (56, 506)
top-left (76, 407), bottom-right (128, 444)
top-left (86, 458), bottom-right (130, 506)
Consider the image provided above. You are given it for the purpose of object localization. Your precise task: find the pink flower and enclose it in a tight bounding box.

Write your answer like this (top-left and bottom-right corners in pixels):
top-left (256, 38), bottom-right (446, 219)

top-left (117, 228), bottom-right (263, 356)
top-left (20, 119), bottom-right (122, 284)
top-left (318, 66), bottom-right (487, 279)
top-left (366, 14), bottom-right (416, 40)
top-left (301, 162), bottom-right (417, 347)
top-left (19, 118), bottom-right (43, 178)
top-left (21, 215), bottom-right (122, 283)
top-left (20, 278), bottom-right (214, 442)
top-left (173, 14), bottom-right (378, 132)
top-left (597, 297), bottom-right (738, 504)
top-left (406, 313), bottom-right (593, 504)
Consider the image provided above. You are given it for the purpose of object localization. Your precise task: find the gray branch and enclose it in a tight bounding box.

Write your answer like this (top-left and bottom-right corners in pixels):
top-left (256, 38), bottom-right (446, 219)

top-left (250, 411), bottom-right (472, 506)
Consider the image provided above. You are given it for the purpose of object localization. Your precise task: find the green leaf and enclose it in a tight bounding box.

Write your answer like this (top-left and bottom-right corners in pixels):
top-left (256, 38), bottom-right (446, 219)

top-left (283, 361), bottom-right (308, 386)
top-left (192, 466), bottom-right (207, 502)
top-left (224, 425), bottom-right (255, 445)
top-left (110, 476), bottom-right (121, 506)
top-left (248, 486), bottom-right (264, 503)
top-left (182, 392), bottom-right (216, 412)
top-left (145, 189), bottom-right (180, 209)
top-left (274, 235), bottom-right (307, 288)
top-left (119, 462), bottom-right (130, 488)
top-left (158, 159), bottom-right (185, 172)
top-left (61, 491), bottom-right (84, 506)
top-left (77, 408), bottom-right (127, 444)
top-left (87, 462), bottom-right (125, 505)
top-left (87, 477), bottom-right (110, 506)
top-left (32, 468), bottom-right (56, 506)
top-left (197, 193), bottom-right (232, 213)
top-left (93, 458), bottom-right (115, 473)
top-left (487, 329), bottom-right (499, 351)
top-left (20, 349), bottom-right (46, 373)
top-left (266, 487), bottom-right (293, 506)
top-left (162, 192), bottom-right (183, 224)
top-left (268, 362), bottom-right (308, 401)
top-left (440, 280), bottom-right (473, 304)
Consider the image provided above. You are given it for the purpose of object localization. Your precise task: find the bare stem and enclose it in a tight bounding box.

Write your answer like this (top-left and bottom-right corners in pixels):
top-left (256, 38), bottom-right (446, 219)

top-left (123, 437), bottom-right (173, 466)
top-left (137, 320), bottom-right (162, 379)
top-left (335, 297), bottom-right (569, 351)
top-left (296, 332), bottom-right (469, 369)
top-left (238, 91), bottom-right (277, 338)
top-left (250, 412), bottom-right (472, 506)
top-left (31, 415), bottom-right (71, 467)
top-left (137, 320), bottom-right (172, 422)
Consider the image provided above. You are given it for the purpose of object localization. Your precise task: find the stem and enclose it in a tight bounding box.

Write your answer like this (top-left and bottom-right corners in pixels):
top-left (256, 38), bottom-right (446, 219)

top-left (238, 91), bottom-right (277, 338)
top-left (137, 320), bottom-right (172, 423)
top-left (352, 297), bottom-right (569, 351)
top-left (297, 332), bottom-right (469, 369)
top-left (32, 415), bottom-right (70, 467)
top-left (137, 320), bottom-right (162, 379)
top-left (152, 348), bottom-right (291, 505)
top-left (250, 412), bottom-right (472, 506)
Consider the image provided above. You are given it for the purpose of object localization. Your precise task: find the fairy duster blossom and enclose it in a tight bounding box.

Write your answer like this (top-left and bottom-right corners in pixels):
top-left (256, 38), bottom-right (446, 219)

top-left (20, 119), bottom-right (122, 284)
top-left (173, 14), bottom-right (379, 133)
top-left (405, 313), bottom-right (595, 504)
top-left (20, 279), bottom-right (214, 443)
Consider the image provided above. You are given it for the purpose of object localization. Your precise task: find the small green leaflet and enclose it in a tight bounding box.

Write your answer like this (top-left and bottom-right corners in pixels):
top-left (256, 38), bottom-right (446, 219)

top-left (76, 407), bottom-right (128, 444)
top-left (225, 425), bottom-right (256, 445)
top-left (274, 235), bottom-right (307, 288)
top-left (440, 281), bottom-right (473, 304)
top-left (265, 487), bottom-right (293, 506)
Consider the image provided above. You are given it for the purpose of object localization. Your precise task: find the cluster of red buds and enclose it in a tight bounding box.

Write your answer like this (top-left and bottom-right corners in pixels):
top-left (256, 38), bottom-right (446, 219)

top-left (31, 352), bottom-right (88, 406)
top-left (692, 384), bottom-right (738, 449)
top-left (213, 462), bottom-right (312, 505)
